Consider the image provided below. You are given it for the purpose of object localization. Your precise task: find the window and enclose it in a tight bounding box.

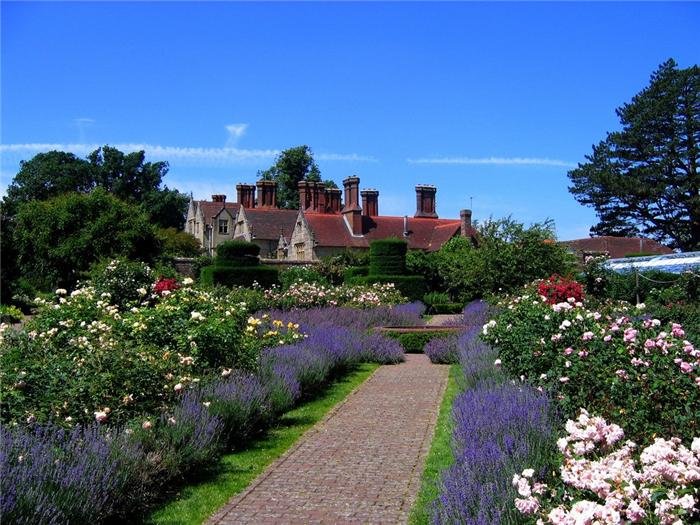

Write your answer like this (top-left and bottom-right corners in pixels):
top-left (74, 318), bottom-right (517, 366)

top-left (295, 242), bottom-right (305, 260)
top-left (218, 219), bottom-right (229, 234)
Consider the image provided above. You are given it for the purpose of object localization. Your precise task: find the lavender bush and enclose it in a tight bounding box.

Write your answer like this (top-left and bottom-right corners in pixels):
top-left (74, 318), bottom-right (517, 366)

top-left (432, 323), bottom-right (557, 524)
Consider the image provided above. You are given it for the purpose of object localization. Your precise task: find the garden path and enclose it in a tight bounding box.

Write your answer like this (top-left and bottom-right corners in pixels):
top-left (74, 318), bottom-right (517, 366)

top-left (425, 314), bottom-right (463, 326)
top-left (207, 354), bottom-right (448, 525)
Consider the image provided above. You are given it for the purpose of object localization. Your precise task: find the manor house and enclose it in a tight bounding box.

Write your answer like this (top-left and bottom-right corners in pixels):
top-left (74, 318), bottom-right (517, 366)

top-left (185, 176), bottom-right (475, 261)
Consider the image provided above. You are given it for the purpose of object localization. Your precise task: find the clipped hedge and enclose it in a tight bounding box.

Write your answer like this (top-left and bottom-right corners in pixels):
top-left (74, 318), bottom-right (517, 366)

top-left (344, 266), bottom-right (369, 281)
top-left (200, 265), bottom-right (278, 289)
top-left (351, 275), bottom-right (428, 302)
top-left (369, 255), bottom-right (406, 276)
top-left (369, 238), bottom-right (408, 258)
top-left (431, 303), bottom-right (464, 314)
top-left (215, 240), bottom-right (260, 268)
top-left (381, 329), bottom-right (455, 353)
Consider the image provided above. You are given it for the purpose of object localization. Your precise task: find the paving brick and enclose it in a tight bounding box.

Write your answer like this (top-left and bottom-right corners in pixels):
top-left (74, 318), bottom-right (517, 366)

top-left (207, 354), bottom-right (448, 524)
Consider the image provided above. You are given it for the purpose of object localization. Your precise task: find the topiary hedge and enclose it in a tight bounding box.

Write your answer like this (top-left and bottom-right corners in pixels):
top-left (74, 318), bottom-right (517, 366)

top-left (368, 255), bottom-right (406, 276)
top-left (201, 241), bottom-right (278, 288)
top-left (369, 238), bottom-right (408, 258)
top-left (343, 266), bottom-right (369, 281)
top-left (380, 329), bottom-right (454, 353)
top-left (200, 265), bottom-right (278, 289)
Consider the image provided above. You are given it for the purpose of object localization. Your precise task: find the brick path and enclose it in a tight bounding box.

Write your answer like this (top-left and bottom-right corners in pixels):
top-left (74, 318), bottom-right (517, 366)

top-left (208, 354), bottom-right (449, 525)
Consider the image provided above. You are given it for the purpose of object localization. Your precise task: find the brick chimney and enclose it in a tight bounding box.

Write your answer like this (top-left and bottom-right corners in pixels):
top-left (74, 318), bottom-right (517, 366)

top-left (361, 189), bottom-right (379, 217)
top-left (414, 185), bottom-right (438, 218)
top-left (326, 188), bottom-right (342, 213)
top-left (342, 176), bottom-right (362, 235)
top-left (211, 194), bottom-right (226, 203)
top-left (256, 180), bottom-right (277, 208)
top-left (298, 181), bottom-right (310, 210)
top-left (236, 184), bottom-right (256, 208)
top-left (309, 181), bottom-right (323, 212)
top-left (460, 209), bottom-right (472, 237)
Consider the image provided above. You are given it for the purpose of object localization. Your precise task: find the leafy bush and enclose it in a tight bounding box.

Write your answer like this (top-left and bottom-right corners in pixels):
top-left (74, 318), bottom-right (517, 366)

top-left (200, 265), bottom-right (279, 289)
top-left (156, 227), bottom-right (202, 257)
top-left (343, 266), bottom-right (369, 281)
top-left (482, 284), bottom-right (700, 444)
top-left (382, 329), bottom-right (454, 353)
top-left (537, 274), bottom-right (584, 304)
top-left (215, 240), bottom-right (260, 264)
top-left (0, 305), bottom-right (23, 323)
top-left (316, 250), bottom-right (369, 285)
top-left (369, 237), bottom-right (408, 257)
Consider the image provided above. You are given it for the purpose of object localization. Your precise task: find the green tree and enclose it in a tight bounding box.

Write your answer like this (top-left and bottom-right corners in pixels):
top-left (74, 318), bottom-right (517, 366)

top-left (156, 227), bottom-right (203, 257)
top-left (568, 59), bottom-right (699, 250)
top-left (13, 189), bottom-right (160, 290)
top-left (3, 146), bottom-right (188, 229)
top-left (259, 145), bottom-right (321, 209)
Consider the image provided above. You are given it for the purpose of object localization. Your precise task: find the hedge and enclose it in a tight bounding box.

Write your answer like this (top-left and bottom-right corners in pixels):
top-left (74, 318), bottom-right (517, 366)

top-left (344, 266), bottom-right (369, 281)
top-left (369, 238), bottom-right (408, 258)
top-left (430, 303), bottom-right (464, 314)
top-left (216, 241), bottom-right (260, 263)
top-left (350, 275), bottom-right (427, 302)
top-left (200, 265), bottom-right (278, 289)
top-left (381, 330), bottom-right (454, 353)
top-left (368, 255), bottom-right (406, 276)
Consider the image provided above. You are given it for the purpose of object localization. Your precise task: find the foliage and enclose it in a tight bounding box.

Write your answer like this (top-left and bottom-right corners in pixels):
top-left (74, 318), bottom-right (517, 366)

top-left (0, 305), bottom-right (23, 324)
top-left (431, 217), bottom-right (575, 303)
top-left (156, 227), bottom-right (202, 257)
top-left (351, 275), bottom-right (428, 302)
top-left (278, 265), bottom-right (329, 290)
top-left (316, 250), bottom-right (370, 285)
top-left (200, 265), bottom-right (279, 289)
top-left (383, 330), bottom-right (453, 353)
top-left (513, 410), bottom-right (699, 524)
top-left (423, 291), bottom-right (462, 314)
top-left (13, 189), bottom-right (160, 290)
top-left (568, 59), bottom-right (700, 251)
top-left (258, 145), bottom-right (322, 209)
top-left (215, 240), bottom-right (261, 263)
top-left (482, 285), bottom-right (700, 444)
top-left (261, 280), bottom-right (407, 309)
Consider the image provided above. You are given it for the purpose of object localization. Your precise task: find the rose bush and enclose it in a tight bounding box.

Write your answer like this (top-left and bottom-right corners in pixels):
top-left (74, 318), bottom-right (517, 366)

top-left (482, 282), bottom-right (700, 444)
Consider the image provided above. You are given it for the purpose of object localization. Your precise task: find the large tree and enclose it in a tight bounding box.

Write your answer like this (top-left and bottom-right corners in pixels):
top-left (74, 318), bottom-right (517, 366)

top-left (259, 145), bottom-right (322, 209)
top-left (3, 146), bottom-right (188, 229)
top-left (568, 59), bottom-right (699, 251)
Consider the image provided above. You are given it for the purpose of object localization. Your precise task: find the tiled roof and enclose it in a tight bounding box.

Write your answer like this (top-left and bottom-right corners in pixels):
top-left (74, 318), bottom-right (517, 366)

top-left (244, 208), bottom-right (299, 241)
top-left (561, 236), bottom-right (673, 259)
top-left (304, 213), bottom-right (471, 251)
top-left (197, 201), bottom-right (240, 225)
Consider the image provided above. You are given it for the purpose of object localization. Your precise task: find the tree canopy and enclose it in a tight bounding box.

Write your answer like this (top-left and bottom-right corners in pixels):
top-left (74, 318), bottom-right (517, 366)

top-left (3, 146), bottom-right (189, 229)
top-left (259, 145), bottom-right (324, 209)
top-left (568, 59), bottom-right (699, 251)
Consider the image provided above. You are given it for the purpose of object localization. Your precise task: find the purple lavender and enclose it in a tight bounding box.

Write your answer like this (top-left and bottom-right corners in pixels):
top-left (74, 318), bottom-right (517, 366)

top-left (424, 336), bottom-right (460, 364)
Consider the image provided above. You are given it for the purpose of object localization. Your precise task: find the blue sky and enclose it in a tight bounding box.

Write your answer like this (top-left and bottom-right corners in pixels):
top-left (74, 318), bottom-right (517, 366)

top-left (2, 1), bottom-right (698, 240)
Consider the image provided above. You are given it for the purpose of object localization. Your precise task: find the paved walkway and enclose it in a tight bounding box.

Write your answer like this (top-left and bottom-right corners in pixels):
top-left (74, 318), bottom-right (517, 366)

top-left (425, 314), bottom-right (464, 327)
top-left (208, 354), bottom-right (449, 525)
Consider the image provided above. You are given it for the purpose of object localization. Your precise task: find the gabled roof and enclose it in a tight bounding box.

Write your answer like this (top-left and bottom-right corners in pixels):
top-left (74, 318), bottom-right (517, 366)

top-left (242, 208), bottom-right (299, 241)
top-left (561, 236), bottom-right (673, 259)
top-left (304, 213), bottom-right (472, 251)
top-left (196, 201), bottom-right (240, 225)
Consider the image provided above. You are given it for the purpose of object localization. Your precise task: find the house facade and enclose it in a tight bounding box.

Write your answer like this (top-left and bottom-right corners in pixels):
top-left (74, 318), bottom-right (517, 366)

top-left (186, 176), bottom-right (476, 260)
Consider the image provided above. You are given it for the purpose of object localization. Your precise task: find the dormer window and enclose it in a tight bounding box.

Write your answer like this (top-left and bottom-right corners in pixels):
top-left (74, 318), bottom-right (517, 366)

top-left (218, 219), bottom-right (229, 234)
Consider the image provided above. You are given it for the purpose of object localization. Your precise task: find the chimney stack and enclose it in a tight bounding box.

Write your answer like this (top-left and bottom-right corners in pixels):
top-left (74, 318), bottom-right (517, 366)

top-left (460, 209), bottom-right (472, 237)
top-left (212, 194), bottom-right (227, 203)
top-left (342, 176), bottom-right (362, 235)
top-left (256, 180), bottom-right (277, 208)
top-left (414, 185), bottom-right (438, 218)
top-left (326, 188), bottom-right (342, 213)
top-left (298, 181), bottom-right (310, 210)
top-left (236, 184), bottom-right (256, 208)
top-left (361, 189), bottom-right (379, 217)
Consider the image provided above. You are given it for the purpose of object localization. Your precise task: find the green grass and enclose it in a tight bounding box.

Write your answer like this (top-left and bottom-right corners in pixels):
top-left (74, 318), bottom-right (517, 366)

top-left (144, 363), bottom-right (378, 525)
top-left (409, 364), bottom-right (460, 525)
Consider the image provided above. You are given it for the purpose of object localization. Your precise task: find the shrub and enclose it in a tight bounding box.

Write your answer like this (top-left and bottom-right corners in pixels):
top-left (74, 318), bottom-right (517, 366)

top-left (200, 265), bottom-right (279, 289)
top-left (483, 285), bottom-right (700, 444)
top-left (383, 329), bottom-right (453, 353)
top-left (0, 305), bottom-right (23, 324)
top-left (343, 266), bottom-right (369, 281)
top-left (215, 240), bottom-right (260, 264)
top-left (156, 227), bottom-right (202, 257)
top-left (369, 238), bottom-right (408, 257)
top-left (424, 335), bottom-right (460, 363)
top-left (351, 275), bottom-right (427, 302)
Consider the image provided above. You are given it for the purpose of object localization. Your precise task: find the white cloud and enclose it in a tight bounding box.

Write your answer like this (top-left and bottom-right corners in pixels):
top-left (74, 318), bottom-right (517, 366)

top-left (316, 152), bottom-right (378, 162)
top-left (225, 124), bottom-right (248, 146)
top-left (73, 118), bottom-right (95, 125)
top-left (406, 156), bottom-right (576, 168)
top-left (0, 142), bottom-right (377, 165)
